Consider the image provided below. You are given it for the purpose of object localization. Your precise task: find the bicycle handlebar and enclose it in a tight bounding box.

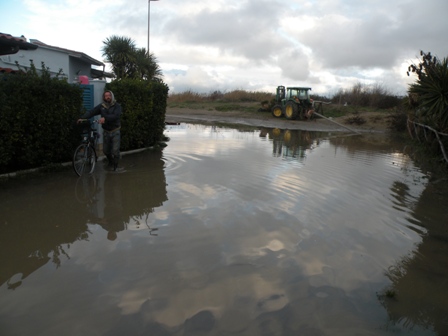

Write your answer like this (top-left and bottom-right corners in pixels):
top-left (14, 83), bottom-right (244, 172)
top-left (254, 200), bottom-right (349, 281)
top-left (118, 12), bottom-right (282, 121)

top-left (77, 119), bottom-right (100, 124)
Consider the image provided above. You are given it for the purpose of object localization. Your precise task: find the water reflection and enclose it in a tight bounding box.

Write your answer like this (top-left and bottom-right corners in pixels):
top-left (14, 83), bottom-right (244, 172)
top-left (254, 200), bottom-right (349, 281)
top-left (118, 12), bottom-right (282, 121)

top-left (379, 177), bottom-right (448, 335)
top-left (259, 127), bottom-right (324, 160)
top-left (0, 176), bottom-right (91, 290)
top-left (1, 124), bottom-right (447, 335)
top-left (322, 131), bottom-right (448, 334)
top-left (0, 149), bottom-right (167, 290)
top-left (160, 124), bottom-right (442, 335)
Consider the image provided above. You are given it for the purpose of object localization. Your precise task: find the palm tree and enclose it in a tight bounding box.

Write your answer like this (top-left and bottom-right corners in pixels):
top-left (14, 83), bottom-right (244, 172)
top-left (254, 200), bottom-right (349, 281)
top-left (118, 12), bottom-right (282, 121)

top-left (134, 48), bottom-right (163, 80)
top-left (407, 51), bottom-right (448, 132)
top-left (102, 36), bottom-right (136, 79)
top-left (101, 35), bottom-right (163, 81)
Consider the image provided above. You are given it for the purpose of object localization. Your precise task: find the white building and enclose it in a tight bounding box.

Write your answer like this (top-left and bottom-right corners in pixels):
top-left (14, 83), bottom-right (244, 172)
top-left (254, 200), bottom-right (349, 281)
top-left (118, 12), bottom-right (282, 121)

top-left (0, 37), bottom-right (112, 83)
top-left (0, 33), bottom-right (115, 147)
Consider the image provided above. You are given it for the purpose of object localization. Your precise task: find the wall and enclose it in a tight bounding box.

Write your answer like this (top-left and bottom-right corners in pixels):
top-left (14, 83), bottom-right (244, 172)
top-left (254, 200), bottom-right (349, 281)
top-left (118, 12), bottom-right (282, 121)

top-left (69, 57), bottom-right (93, 83)
top-left (0, 47), bottom-right (69, 79)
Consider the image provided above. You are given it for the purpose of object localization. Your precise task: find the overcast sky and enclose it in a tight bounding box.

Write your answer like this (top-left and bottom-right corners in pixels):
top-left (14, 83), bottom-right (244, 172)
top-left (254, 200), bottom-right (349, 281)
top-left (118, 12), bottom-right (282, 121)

top-left (2, 0), bottom-right (448, 96)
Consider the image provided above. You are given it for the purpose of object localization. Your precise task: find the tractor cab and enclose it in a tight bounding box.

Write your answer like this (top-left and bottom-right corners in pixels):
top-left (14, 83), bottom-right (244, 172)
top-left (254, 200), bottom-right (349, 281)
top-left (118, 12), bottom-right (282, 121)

top-left (286, 87), bottom-right (312, 102)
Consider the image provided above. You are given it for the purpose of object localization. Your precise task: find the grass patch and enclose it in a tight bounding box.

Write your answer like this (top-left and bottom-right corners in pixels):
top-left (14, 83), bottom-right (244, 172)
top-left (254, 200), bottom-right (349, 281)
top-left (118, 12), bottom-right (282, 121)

top-left (320, 106), bottom-right (347, 118)
top-left (214, 103), bottom-right (258, 112)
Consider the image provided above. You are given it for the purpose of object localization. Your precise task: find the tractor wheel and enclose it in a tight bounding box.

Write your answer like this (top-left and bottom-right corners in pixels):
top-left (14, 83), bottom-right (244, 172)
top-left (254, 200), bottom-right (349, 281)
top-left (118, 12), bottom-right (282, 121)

top-left (271, 105), bottom-right (283, 118)
top-left (284, 102), bottom-right (299, 120)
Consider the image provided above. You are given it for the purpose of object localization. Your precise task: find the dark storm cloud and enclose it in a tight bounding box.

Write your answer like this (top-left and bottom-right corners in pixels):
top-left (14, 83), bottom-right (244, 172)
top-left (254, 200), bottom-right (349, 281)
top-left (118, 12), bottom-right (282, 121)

top-left (298, 0), bottom-right (448, 70)
top-left (163, 0), bottom-right (286, 61)
top-left (298, 14), bottom-right (402, 69)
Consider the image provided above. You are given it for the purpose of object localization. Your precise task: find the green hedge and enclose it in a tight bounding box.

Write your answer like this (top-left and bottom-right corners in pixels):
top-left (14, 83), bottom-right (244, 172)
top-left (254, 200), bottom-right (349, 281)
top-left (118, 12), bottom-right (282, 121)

top-left (0, 71), bottom-right (83, 174)
top-left (0, 71), bottom-right (169, 174)
top-left (106, 78), bottom-right (169, 151)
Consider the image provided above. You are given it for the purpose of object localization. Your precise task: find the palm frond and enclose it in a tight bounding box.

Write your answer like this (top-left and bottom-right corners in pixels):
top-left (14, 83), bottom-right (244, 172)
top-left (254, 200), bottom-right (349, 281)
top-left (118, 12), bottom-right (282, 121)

top-left (101, 36), bottom-right (162, 80)
top-left (407, 52), bottom-right (448, 131)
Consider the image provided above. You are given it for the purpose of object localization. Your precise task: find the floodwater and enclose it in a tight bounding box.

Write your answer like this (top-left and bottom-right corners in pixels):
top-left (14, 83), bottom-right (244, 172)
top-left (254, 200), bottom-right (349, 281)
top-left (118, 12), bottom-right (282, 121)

top-left (1, 123), bottom-right (448, 336)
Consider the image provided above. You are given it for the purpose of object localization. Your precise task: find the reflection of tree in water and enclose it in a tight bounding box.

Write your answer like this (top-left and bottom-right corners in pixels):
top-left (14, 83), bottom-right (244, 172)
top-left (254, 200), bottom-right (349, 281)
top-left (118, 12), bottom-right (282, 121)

top-left (390, 181), bottom-right (410, 204)
top-left (294, 132), bottom-right (448, 333)
top-left (259, 127), bottom-right (325, 161)
top-left (0, 185), bottom-right (92, 290)
top-left (132, 213), bottom-right (159, 236)
top-left (322, 134), bottom-right (448, 333)
top-left (379, 175), bottom-right (448, 334)
top-left (0, 150), bottom-right (168, 289)
top-left (328, 133), bottom-right (409, 158)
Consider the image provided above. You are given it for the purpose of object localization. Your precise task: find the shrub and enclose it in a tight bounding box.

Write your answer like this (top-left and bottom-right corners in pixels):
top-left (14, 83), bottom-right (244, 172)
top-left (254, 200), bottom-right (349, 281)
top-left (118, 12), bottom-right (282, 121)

top-left (407, 51), bottom-right (448, 132)
top-left (106, 78), bottom-right (168, 151)
top-left (388, 108), bottom-right (408, 132)
top-left (0, 61), bottom-right (83, 173)
top-left (331, 82), bottom-right (401, 109)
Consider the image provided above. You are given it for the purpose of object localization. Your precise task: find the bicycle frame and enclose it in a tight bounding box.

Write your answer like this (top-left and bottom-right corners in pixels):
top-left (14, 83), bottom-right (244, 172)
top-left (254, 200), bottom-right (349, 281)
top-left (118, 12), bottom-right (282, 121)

top-left (79, 119), bottom-right (99, 145)
top-left (72, 119), bottom-right (100, 176)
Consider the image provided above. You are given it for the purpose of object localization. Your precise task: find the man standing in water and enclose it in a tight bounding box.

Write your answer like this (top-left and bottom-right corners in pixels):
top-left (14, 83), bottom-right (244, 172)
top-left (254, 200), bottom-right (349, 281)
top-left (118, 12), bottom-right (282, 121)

top-left (78, 90), bottom-right (123, 171)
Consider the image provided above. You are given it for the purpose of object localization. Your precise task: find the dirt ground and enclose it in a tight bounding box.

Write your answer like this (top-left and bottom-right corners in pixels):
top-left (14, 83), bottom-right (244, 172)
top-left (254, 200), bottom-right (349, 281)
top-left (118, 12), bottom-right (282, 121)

top-left (165, 107), bottom-right (392, 134)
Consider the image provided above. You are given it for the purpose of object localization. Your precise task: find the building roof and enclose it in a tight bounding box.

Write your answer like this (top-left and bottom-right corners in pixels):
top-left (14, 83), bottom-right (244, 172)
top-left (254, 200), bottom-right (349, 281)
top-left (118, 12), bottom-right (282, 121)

top-left (29, 39), bottom-right (104, 66)
top-left (91, 68), bottom-right (114, 79)
top-left (0, 33), bottom-right (38, 56)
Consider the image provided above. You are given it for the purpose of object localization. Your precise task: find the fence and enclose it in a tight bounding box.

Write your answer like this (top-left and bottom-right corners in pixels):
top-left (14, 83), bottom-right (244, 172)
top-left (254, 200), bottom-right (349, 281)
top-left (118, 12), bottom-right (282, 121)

top-left (407, 119), bottom-right (448, 163)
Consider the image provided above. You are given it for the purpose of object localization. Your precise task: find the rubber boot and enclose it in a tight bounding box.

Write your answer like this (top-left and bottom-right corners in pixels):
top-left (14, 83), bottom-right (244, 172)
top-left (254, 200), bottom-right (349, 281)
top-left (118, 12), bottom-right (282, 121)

top-left (113, 158), bottom-right (121, 171)
top-left (106, 155), bottom-right (114, 168)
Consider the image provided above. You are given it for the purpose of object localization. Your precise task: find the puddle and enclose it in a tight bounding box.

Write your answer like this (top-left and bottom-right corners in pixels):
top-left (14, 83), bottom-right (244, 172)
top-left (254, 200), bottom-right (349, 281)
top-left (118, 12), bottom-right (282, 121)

top-left (0, 124), bottom-right (447, 335)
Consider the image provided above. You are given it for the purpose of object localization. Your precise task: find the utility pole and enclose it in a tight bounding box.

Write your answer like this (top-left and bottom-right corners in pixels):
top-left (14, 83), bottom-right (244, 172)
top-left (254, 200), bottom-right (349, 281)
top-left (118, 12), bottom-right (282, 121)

top-left (148, 0), bottom-right (159, 53)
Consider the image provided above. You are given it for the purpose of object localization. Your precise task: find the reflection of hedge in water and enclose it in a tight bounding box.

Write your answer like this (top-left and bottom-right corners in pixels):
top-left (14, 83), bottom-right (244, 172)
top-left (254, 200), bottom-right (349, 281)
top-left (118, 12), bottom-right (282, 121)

top-left (328, 134), bottom-right (406, 154)
top-left (0, 178), bottom-right (93, 289)
top-left (379, 179), bottom-right (448, 335)
top-left (0, 150), bottom-right (168, 289)
top-left (99, 150), bottom-right (168, 231)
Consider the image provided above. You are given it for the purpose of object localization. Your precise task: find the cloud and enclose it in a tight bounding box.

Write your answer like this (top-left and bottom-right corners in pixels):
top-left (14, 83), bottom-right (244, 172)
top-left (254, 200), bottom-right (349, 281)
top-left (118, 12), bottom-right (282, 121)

top-left (164, 66), bottom-right (218, 93)
top-left (278, 48), bottom-right (310, 81)
top-left (293, 0), bottom-right (448, 71)
top-left (163, 0), bottom-right (285, 61)
top-left (5, 0), bottom-right (448, 96)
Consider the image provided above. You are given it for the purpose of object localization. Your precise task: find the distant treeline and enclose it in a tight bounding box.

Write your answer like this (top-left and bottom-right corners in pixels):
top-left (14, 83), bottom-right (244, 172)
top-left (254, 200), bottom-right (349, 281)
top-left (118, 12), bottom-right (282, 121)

top-left (168, 82), bottom-right (402, 110)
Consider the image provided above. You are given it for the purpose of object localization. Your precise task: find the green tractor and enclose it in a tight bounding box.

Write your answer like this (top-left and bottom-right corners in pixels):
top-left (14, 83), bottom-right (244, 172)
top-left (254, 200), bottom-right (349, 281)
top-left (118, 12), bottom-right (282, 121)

top-left (271, 86), bottom-right (313, 120)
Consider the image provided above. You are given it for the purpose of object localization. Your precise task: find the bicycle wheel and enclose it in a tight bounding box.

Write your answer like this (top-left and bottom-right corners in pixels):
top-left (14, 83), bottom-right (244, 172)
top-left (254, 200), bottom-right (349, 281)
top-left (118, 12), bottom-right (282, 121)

top-left (87, 145), bottom-right (97, 174)
top-left (73, 144), bottom-right (97, 176)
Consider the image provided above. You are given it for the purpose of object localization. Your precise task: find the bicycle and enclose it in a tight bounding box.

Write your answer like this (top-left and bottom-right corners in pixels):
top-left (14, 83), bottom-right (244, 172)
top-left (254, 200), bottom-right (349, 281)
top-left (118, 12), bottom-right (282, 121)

top-left (72, 119), bottom-right (100, 176)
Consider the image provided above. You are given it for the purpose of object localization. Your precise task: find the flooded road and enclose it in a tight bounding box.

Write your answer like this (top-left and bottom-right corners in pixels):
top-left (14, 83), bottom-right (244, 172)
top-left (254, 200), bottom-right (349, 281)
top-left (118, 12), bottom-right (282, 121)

top-left (1, 124), bottom-right (448, 335)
